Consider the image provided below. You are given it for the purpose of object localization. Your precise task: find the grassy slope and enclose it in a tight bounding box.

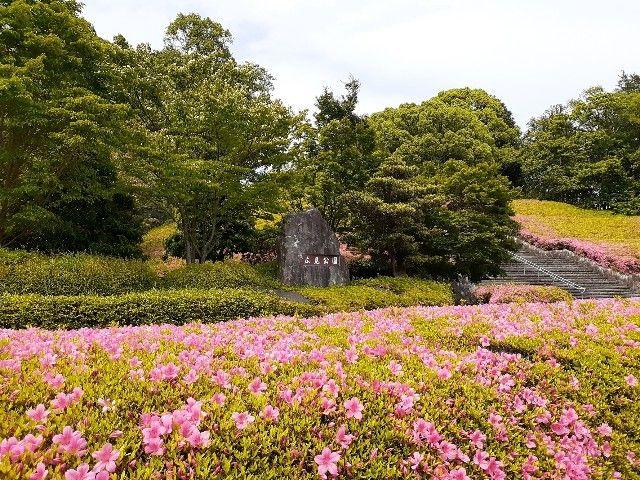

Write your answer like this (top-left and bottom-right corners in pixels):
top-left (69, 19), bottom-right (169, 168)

top-left (513, 199), bottom-right (640, 258)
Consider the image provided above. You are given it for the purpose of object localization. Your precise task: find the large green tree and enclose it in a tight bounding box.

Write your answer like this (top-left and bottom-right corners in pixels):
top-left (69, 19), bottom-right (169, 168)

top-left (520, 75), bottom-right (640, 213)
top-left (297, 79), bottom-right (378, 231)
top-left (0, 0), bottom-right (142, 256)
top-left (347, 89), bottom-right (518, 279)
top-left (114, 14), bottom-right (300, 263)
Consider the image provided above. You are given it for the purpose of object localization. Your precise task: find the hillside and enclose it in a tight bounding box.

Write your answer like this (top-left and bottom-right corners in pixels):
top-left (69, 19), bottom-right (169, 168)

top-left (512, 200), bottom-right (640, 274)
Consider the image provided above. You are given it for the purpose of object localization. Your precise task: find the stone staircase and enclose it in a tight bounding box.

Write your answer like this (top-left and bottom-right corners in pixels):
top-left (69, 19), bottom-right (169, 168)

top-left (481, 244), bottom-right (638, 299)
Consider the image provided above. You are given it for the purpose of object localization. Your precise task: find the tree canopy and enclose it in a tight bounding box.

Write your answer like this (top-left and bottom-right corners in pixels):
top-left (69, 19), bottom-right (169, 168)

top-left (0, 0), bottom-right (141, 256)
top-left (519, 75), bottom-right (640, 214)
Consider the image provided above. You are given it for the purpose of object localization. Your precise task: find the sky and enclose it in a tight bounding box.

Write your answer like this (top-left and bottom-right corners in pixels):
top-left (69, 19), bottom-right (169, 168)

top-left (82, 0), bottom-right (640, 129)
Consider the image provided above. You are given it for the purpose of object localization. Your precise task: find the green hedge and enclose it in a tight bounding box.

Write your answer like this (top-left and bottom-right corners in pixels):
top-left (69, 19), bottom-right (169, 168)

top-left (0, 249), bottom-right (157, 296)
top-left (162, 260), bottom-right (277, 290)
top-left (0, 289), bottom-right (319, 330)
top-left (298, 277), bottom-right (453, 312)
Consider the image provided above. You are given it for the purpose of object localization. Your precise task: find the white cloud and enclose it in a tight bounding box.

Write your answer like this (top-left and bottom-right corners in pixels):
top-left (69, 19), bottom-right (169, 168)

top-left (82, 0), bottom-right (640, 128)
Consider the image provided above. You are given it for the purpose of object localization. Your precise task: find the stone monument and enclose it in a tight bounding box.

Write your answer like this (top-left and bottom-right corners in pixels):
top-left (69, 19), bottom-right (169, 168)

top-left (278, 208), bottom-right (349, 287)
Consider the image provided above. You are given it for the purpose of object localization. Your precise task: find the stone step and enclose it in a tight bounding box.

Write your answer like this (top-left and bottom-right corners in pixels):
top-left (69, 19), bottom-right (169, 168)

top-left (480, 247), bottom-right (638, 299)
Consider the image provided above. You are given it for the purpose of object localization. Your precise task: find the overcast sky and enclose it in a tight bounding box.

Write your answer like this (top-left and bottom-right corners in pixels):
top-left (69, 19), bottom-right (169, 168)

top-left (82, 0), bottom-right (640, 129)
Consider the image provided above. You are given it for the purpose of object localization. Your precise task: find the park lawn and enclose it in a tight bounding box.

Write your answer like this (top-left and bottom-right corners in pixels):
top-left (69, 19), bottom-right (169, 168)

top-left (512, 199), bottom-right (640, 274)
top-left (0, 299), bottom-right (639, 479)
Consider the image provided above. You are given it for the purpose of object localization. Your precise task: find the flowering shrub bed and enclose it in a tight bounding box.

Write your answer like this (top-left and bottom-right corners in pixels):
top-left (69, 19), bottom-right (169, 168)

top-left (474, 284), bottom-right (572, 304)
top-left (513, 200), bottom-right (640, 275)
top-left (1, 299), bottom-right (639, 479)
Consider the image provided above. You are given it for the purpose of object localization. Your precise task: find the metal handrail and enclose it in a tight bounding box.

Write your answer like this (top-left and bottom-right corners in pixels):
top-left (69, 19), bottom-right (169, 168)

top-left (511, 253), bottom-right (587, 293)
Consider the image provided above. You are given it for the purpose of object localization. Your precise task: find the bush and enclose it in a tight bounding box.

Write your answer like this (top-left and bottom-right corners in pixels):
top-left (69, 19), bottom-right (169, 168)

top-left (0, 289), bottom-right (318, 329)
top-left (0, 249), bottom-right (158, 296)
top-left (298, 277), bottom-right (453, 312)
top-left (162, 261), bottom-right (277, 290)
top-left (473, 283), bottom-right (572, 304)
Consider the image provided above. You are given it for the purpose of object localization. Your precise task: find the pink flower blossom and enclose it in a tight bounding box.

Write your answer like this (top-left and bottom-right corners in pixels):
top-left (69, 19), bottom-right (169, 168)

top-left (92, 443), bottom-right (119, 473)
top-left (314, 447), bottom-right (340, 479)
top-left (29, 462), bottom-right (48, 480)
top-left (248, 377), bottom-right (267, 395)
top-left (343, 397), bottom-right (364, 420)
top-left (64, 464), bottom-right (94, 480)
top-left (447, 468), bottom-right (470, 480)
top-left (335, 425), bottom-right (354, 449)
top-left (232, 411), bottom-right (255, 430)
top-left (26, 404), bottom-right (49, 424)
top-left (625, 374), bottom-right (638, 387)
top-left (260, 405), bottom-right (280, 422)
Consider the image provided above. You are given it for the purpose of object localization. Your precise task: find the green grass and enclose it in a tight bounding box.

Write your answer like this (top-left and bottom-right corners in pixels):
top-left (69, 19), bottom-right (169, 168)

top-left (513, 199), bottom-right (640, 257)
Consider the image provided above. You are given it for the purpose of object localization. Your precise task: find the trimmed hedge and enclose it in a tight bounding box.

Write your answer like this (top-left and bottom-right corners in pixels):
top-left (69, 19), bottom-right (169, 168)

top-left (162, 260), bottom-right (277, 290)
top-left (0, 289), bottom-right (319, 330)
top-left (298, 276), bottom-right (453, 312)
top-left (0, 249), bottom-right (157, 296)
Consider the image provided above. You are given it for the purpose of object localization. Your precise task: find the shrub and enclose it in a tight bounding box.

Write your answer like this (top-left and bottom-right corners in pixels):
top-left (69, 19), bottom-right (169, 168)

top-left (0, 250), bottom-right (158, 296)
top-left (162, 261), bottom-right (277, 290)
top-left (474, 283), bottom-right (572, 304)
top-left (298, 277), bottom-right (453, 312)
top-left (0, 300), bottom-right (638, 478)
top-left (0, 289), bottom-right (318, 330)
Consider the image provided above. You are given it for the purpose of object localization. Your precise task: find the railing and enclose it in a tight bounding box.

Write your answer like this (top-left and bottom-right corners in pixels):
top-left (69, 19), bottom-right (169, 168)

top-left (511, 253), bottom-right (587, 294)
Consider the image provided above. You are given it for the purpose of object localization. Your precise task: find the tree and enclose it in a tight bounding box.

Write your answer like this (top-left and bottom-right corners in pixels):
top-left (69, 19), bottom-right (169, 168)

top-left (435, 88), bottom-right (522, 185)
top-left (347, 89), bottom-right (519, 279)
top-left (520, 75), bottom-right (640, 213)
top-left (114, 14), bottom-right (300, 263)
top-left (0, 0), bottom-right (142, 256)
top-left (346, 159), bottom-right (517, 280)
top-left (298, 78), bottom-right (378, 231)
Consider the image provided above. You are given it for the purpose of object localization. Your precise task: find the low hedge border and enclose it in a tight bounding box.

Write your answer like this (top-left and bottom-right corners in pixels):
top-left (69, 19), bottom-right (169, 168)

top-left (0, 289), bottom-right (320, 330)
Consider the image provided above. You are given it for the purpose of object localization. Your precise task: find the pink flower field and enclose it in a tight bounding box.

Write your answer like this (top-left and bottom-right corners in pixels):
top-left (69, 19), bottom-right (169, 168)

top-left (1, 300), bottom-right (639, 479)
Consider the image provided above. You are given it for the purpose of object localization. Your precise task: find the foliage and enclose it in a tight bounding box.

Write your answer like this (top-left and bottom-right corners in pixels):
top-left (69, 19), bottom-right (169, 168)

top-left (0, 249), bottom-right (157, 296)
top-left (162, 260), bottom-right (278, 290)
top-left (473, 283), bottom-right (572, 304)
top-left (346, 157), bottom-right (517, 280)
top-left (0, 0), bottom-right (143, 256)
top-left (114, 14), bottom-right (300, 263)
top-left (298, 276), bottom-right (453, 312)
top-left (519, 75), bottom-right (640, 213)
top-left (0, 289), bottom-right (316, 330)
top-left (434, 88), bottom-right (522, 184)
top-left (513, 199), bottom-right (640, 274)
top-left (296, 78), bottom-right (378, 231)
top-left (0, 300), bottom-right (639, 478)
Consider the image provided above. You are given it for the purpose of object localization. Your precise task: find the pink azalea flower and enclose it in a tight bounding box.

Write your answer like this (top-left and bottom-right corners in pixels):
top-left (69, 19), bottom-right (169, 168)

top-left (64, 464), bottom-right (94, 480)
top-left (597, 423), bottom-right (613, 437)
top-left (625, 374), bottom-right (638, 387)
top-left (92, 443), bottom-right (119, 473)
top-left (26, 404), bottom-right (49, 424)
top-left (389, 360), bottom-right (403, 376)
top-left (343, 397), bottom-right (364, 420)
top-left (408, 451), bottom-right (424, 471)
top-left (335, 425), bottom-right (354, 449)
top-left (314, 447), bottom-right (340, 479)
top-left (448, 468), bottom-right (470, 480)
top-left (260, 405), bottom-right (280, 422)
top-left (52, 426), bottom-right (87, 457)
top-left (143, 436), bottom-right (164, 456)
top-left (29, 462), bottom-right (48, 480)
top-left (212, 393), bottom-right (226, 406)
top-left (248, 377), bottom-right (267, 395)
top-left (232, 411), bottom-right (255, 430)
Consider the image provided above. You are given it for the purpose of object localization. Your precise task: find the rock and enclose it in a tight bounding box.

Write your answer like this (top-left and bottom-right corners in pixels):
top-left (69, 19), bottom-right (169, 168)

top-left (278, 209), bottom-right (349, 286)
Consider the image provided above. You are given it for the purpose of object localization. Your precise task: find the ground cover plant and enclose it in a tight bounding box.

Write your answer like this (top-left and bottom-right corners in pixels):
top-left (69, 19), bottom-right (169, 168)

top-left (473, 284), bottom-right (572, 304)
top-left (513, 199), bottom-right (640, 274)
top-left (1, 299), bottom-right (638, 479)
